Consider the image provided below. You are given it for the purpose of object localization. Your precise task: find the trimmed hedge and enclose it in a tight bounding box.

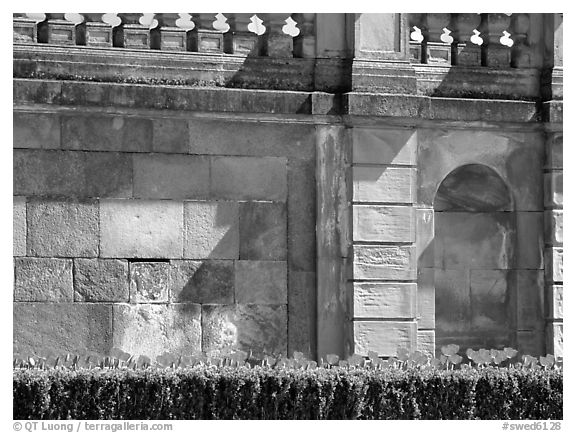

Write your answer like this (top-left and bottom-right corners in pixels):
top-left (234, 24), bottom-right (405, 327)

top-left (14, 366), bottom-right (562, 420)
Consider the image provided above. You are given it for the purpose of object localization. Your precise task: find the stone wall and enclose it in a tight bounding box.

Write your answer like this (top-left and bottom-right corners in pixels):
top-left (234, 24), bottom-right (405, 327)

top-left (13, 107), bottom-right (317, 359)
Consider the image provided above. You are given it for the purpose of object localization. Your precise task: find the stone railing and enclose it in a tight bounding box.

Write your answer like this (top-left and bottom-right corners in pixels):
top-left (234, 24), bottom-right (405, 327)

top-left (13, 13), bottom-right (315, 58)
top-left (408, 13), bottom-right (541, 68)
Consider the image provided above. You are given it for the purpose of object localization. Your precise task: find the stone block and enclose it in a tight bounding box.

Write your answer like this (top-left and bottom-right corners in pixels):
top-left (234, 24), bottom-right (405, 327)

top-left (113, 304), bottom-right (201, 358)
top-left (183, 201), bottom-right (239, 259)
top-left (545, 210), bottom-right (563, 246)
top-left (516, 212), bottom-right (544, 269)
top-left (13, 197), bottom-right (26, 257)
top-left (14, 257), bottom-right (73, 302)
top-left (512, 270), bottom-right (544, 330)
top-left (27, 198), bottom-right (99, 258)
top-left (133, 154), bottom-right (210, 200)
top-left (354, 283), bottom-right (416, 319)
top-left (239, 202), bottom-right (287, 261)
top-left (13, 112), bottom-right (60, 149)
top-left (353, 167), bottom-right (415, 203)
top-left (354, 321), bottom-right (417, 356)
top-left (61, 115), bottom-right (153, 152)
top-left (352, 128), bottom-right (417, 165)
top-left (189, 119), bottom-right (315, 160)
top-left (287, 158), bottom-right (316, 272)
top-left (517, 330), bottom-right (545, 357)
top-left (470, 270), bottom-right (509, 332)
top-left (170, 260), bottom-right (234, 304)
top-left (544, 247), bottom-right (563, 283)
top-left (544, 171), bottom-right (563, 209)
top-left (202, 304), bottom-right (287, 356)
top-left (14, 149), bottom-right (133, 198)
top-left (417, 330), bottom-right (435, 355)
top-left (100, 199), bottom-right (183, 258)
top-left (417, 268), bottom-right (435, 329)
top-left (13, 303), bottom-right (113, 355)
top-left (235, 261), bottom-right (288, 304)
top-left (129, 262), bottom-right (170, 303)
top-left (547, 284), bottom-right (563, 320)
top-left (153, 118), bottom-right (189, 153)
top-left (546, 322), bottom-right (563, 358)
top-left (288, 271), bottom-right (316, 358)
top-left (74, 259), bottom-right (129, 302)
top-left (211, 156), bottom-right (287, 201)
top-left (545, 134), bottom-right (562, 169)
top-left (353, 205), bottom-right (414, 242)
top-left (434, 269), bottom-right (470, 334)
top-left (353, 245), bottom-right (416, 280)
top-left (416, 208), bottom-right (434, 267)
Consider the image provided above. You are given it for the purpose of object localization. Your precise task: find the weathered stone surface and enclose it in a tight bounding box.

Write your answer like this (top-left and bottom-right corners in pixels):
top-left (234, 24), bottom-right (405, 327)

top-left (416, 208), bottom-right (434, 267)
top-left (513, 270), bottom-right (544, 330)
top-left (288, 271), bottom-right (316, 358)
top-left (62, 115), bottom-right (153, 152)
top-left (470, 270), bottom-right (509, 332)
top-left (288, 158), bottom-right (316, 272)
top-left (545, 210), bottom-right (563, 246)
top-left (100, 199), bottom-right (183, 258)
top-left (354, 283), bottom-right (416, 319)
top-left (13, 197), bottom-right (26, 257)
top-left (13, 112), bottom-right (60, 149)
top-left (546, 322), bottom-right (563, 358)
top-left (353, 205), bottom-right (414, 242)
top-left (14, 257), bottom-right (73, 302)
top-left (545, 247), bottom-right (563, 283)
top-left (13, 79), bottom-right (62, 106)
top-left (183, 201), bottom-right (239, 259)
top-left (417, 268), bottom-right (435, 329)
top-left (235, 261), bottom-right (287, 304)
top-left (74, 259), bottom-right (129, 302)
top-left (170, 260), bottom-right (234, 304)
top-left (189, 119), bottom-right (315, 159)
top-left (202, 304), bottom-right (287, 356)
top-left (27, 198), bottom-right (99, 258)
top-left (417, 330), bottom-right (435, 355)
top-left (129, 262), bottom-right (170, 303)
top-left (14, 149), bottom-right (132, 198)
top-left (239, 202), bottom-right (287, 261)
top-left (211, 156), bottom-right (287, 201)
top-left (434, 269), bottom-right (469, 335)
top-left (113, 304), bottom-right (201, 358)
top-left (352, 128), bottom-right (417, 165)
top-left (353, 166), bottom-right (415, 203)
top-left (14, 303), bottom-right (113, 355)
top-left (517, 330), bottom-right (545, 357)
top-left (545, 134), bottom-right (562, 169)
top-left (547, 284), bottom-right (563, 319)
top-left (153, 118), bottom-right (189, 153)
top-left (354, 321), bottom-right (417, 356)
top-left (133, 154), bottom-right (210, 199)
top-left (353, 245), bottom-right (416, 280)
top-left (516, 212), bottom-right (544, 269)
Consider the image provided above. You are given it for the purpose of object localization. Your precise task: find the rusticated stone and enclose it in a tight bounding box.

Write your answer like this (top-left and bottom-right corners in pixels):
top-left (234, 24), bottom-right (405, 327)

top-left (235, 261), bottom-right (287, 304)
top-left (27, 198), bottom-right (99, 258)
top-left (239, 202), bottom-right (287, 261)
top-left (202, 304), bottom-right (287, 356)
top-left (211, 156), bottom-right (287, 201)
top-left (183, 201), bottom-right (239, 259)
top-left (170, 260), bottom-right (234, 304)
top-left (353, 245), bottom-right (416, 280)
top-left (545, 210), bottom-right (563, 246)
top-left (129, 262), bottom-right (170, 303)
top-left (133, 154), bottom-right (210, 200)
top-left (546, 322), bottom-right (563, 358)
top-left (353, 166), bottom-right (415, 203)
top-left (13, 112), bottom-right (60, 149)
top-left (417, 268), bottom-right (435, 329)
top-left (417, 330), bottom-right (435, 355)
top-left (13, 303), bottom-right (113, 355)
top-left (14, 257), bottom-right (73, 302)
top-left (153, 118), bottom-right (189, 154)
top-left (352, 128), bottom-right (417, 165)
top-left (288, 271), bottom-right (316, 358)
top-left (100, 199), bottom-right (183, 259)
top-left (353, 283), bottom-right (416, 319)
top-left (544, 247), bottom-right (563, 283)
top-left (547, 284), bottom-right (563, 320)
top-left (74, 259), bottom-right (129, 302)
top-left (353, 205), bottom-right (414, 243)
top-left (112, 304), bottom-right (201, 358)
top-left (62, 115), bottom-right (153, 152)
top-left (13, 197), bottom-right (26, 257)
top-left (354, 321), bottom-right (417, 356)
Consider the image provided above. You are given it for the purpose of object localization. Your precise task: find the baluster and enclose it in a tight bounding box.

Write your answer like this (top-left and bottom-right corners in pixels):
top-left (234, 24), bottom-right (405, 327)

top-left (115, 13), bottom-right (155, 49)
top-left (262, 13), bottom-right (294, 57)
top-left (155, 13), bottom-right (194, 51)
top-left (408, 13), bottom-right (425, 63)
top-left (82, 14), bottom-right (117, 47)
top-left (424, 13), bottom-right (453, 65)
top-left (224, 13), bottom-right (259, 55)
top-left (481, 13), bottom-right (513, 67)
top-left (13, 13), bottom-right (46, 43)
top-left (452, 13), bottom-right (482, 66)
top-left (293, 13), bottom-right (315, 58)
top-left (191, 13), bottom-right (224, 53)
top-left (511, 13), bottom-right (532, 68)
top-left (40, 13), bottom-right (82, 45)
